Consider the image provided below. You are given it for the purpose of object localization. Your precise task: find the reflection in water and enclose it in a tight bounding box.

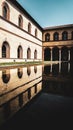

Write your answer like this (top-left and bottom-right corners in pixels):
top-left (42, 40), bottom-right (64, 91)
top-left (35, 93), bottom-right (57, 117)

top-left (43, 62), bottom-right (73, 97)
top-left (43, 62), bottom-right (72, 77)
top-left (34, 66), bottom-right (37, 73)
top-left (0, 62), bottom-right (73, 128)
top-left (2, 70), bottom-right (10, 83)
top-left (0, 65), bottom-right (42, 127)
top-left (27, 66), bottom-right (31, 76)
top-left (28, 88), bottom-right (31, 99)
top-left (19, 93), bottom-right (23, 107)
top-left (3, 102), bottom-right (11, 119)
top-left (17, 68), bottom-right (23, 78)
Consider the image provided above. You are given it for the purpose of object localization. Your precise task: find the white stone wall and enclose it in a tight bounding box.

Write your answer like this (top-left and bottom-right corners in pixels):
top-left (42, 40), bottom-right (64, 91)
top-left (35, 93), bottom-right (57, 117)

top-left (0, 0), bottom-right (42, 40)
top-left (0, 0), bottom-right (42, 62)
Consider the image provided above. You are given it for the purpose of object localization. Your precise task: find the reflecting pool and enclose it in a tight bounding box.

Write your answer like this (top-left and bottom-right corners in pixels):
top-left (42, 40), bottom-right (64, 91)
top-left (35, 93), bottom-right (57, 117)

top-left (0, 62), bottom-right (73, 129)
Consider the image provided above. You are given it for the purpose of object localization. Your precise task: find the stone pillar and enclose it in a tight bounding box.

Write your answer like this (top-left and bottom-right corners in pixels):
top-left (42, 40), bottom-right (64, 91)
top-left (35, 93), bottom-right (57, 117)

top-left (68, 62), bottom-right (70, 72)
top-left (59, 62), bottom-right (61, 73)
top-left (68, 49), bottom-right (70, 61)
top-left (59, 49), bottom-right (61, 62)
top-left (50, 63), bottom-right (52, 73)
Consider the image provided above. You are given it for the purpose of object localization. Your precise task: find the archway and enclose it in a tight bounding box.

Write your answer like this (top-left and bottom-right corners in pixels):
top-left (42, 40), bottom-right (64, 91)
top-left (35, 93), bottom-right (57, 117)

top-left (52, 47), bottom-right (59, 61)
top-left (44, 48), bottom-right (51, 61)
top-left (61, 46), bottom-right (68, 61)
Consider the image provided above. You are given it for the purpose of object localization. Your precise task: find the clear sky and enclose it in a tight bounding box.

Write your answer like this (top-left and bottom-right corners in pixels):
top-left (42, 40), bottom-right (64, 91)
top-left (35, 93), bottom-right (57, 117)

top-left (17, 0), bottom-right (73, 27)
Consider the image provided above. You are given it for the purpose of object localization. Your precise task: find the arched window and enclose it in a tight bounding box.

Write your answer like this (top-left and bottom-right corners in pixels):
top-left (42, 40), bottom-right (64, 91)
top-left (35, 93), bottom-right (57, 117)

top-left (2, 2), bottom-right (10, 20)
top-left (45, 33), bottom-right (50, 41)
top-left (27, 48), bottom-right (31, 59)
top-left (28, 23), bottom-right (31, 33)
top-left (35, 29), bottom-right (37, 37)
top-left (71, 31), bottom-right (73, 40)
top-left (18, 15), bottom-right (23, 28)
top-left (34, 50), bottom-right (37, 59)
top-left (54, 32), bottom-right (59, 41)
top-left (17, 45), bottom-right (23, 58)
top-left (62, 31), bottom-right (68, 40)
top-left (2, 42), bottom-right (10, 58)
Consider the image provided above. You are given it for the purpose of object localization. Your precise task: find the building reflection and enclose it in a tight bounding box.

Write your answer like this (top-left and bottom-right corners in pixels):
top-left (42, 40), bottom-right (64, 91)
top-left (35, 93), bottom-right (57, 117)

top-left (0, 65), bottom-right (42, 126)
top-left (43, 62), bottom-right (72, 77)
top-left (34, 66), bottom-right (37, 73)
top-left (17, 68), bottom-right (23, 78)
top-left (42, 62), bottom-right (73, 97)
top-left (2, 69), bottom-right (10, 83)
top-left (27, 66), bottom-right (31, 76)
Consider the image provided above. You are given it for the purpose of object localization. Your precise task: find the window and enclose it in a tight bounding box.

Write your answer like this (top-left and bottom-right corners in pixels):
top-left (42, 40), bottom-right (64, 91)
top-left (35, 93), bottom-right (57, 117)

top-left (27, 48), bottom-right (31, 59)
top-left (54, 32), bottom-right (59, 41)
top-left (28, 23), bottom-right (31, 33)
top-left (35, 29), bottom-right (37, 37)
top-left (34, 50), bottom-right (37, 59)
top-left (45, 33), bottom-right (50, 41)
top-left (62, 31), bottom-right (68, 40)
top-left (18, 15), bottom-right (23, 28)
top-left (2, 2), bottom-right (10, 20)
top-left (17, 45), bottom-right (23, 58)
top-left (2, 42), bottom-right (10, 58)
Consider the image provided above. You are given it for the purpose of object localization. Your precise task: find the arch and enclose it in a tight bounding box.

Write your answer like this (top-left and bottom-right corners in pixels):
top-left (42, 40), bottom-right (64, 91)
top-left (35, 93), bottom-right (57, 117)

top-left (53, 32), bottom-right (59, 41)
top-left (17, 45), bottom-right (23, 58)
top-left (35, 28), bottom-right (38, 37)
top-left (45, 33), bottom-right (50, 41)
top-left (2, 2), bottom-right (10, 20)
top-left (18, 15), bottom-right (23, 28)
top-left (62, 31), bottom-right (68, 40)
top-left (61, 46), bottom-right (68, 61)
top-left (52, 47), bottom-right (59, 61)
top-left (28, 22), bottom-right (31, 33)
top-left (71, 31), bottom-right (73, 40)
top-left (34, 49), bottom-right (37, 59)
top-left (17, 68), bottom-right (23, 78)
top-left (2, 41), bottom-right (10, 58)
top-left (2, 70), bottom-right (10, 84)
top-left (70, 46), bottom-right (73, 62)
top-left (27, 48), bottom-right (31, 59)
top-left (44, 48), bottom-right (51, 61)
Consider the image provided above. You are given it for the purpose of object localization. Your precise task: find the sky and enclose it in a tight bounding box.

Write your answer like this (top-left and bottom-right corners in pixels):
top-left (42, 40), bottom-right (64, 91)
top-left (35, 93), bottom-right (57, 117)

top-left (17, 0), bottom-right (73, 28)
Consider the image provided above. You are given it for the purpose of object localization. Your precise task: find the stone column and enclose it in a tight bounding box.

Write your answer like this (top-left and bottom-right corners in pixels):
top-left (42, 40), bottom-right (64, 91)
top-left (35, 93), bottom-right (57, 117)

top-left (68, 62), bottom-right (70, 72)
top-left (59, 48), bottom-right (61, 62)
top-left (59, 47), bottom-right (62, 73)
top-left (50, 63), bottom-right (52, 73)
top-left (68, 49), bottom-right (70, 61)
